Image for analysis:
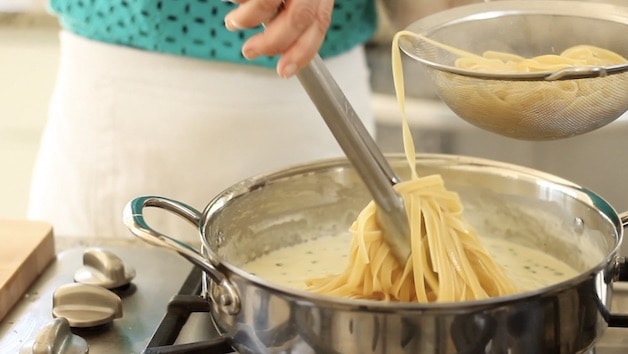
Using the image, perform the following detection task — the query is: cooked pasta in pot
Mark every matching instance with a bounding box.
[305,174,519,302]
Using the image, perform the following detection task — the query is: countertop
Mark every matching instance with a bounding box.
[54,236,146,251]
[53,235,202,253]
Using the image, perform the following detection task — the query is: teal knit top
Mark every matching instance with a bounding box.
[49,0,378,68]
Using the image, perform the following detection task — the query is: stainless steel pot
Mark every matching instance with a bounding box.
[123,154,628,354]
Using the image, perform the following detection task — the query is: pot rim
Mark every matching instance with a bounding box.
[201,153,624,311]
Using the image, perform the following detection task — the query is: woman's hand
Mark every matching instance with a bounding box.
[225,0,335,78]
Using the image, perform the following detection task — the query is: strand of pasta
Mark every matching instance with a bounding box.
[305,30,524,302]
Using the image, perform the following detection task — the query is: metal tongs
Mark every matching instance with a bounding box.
[297,54,411,264]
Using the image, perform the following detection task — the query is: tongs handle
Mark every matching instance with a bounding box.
[296,54,411,263]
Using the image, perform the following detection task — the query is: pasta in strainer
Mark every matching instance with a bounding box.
[394,31,628,140]
[395,30,627,73]
[455,45,626,72]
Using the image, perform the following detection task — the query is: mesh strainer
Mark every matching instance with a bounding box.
[397,0,628,140]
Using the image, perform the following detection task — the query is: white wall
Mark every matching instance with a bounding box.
[0,15,59,218]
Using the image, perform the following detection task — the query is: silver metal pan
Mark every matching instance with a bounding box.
[124,154,628,354]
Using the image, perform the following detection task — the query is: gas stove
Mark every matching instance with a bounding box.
[0,246,219,353]
[1,245,628,353]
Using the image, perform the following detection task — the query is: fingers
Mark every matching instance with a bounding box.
[225,0,335,78]
[237,1,318,58]
[274,9,331,77]
[224,0,285,31]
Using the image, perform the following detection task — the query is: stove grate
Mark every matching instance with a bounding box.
[142,267,234,354]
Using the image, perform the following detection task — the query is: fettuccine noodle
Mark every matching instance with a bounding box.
[305,175,518,302]
[304,33,526,303]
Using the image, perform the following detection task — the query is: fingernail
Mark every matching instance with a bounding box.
[224,18,240,31]
[242,48,258,60]
[280,63,298,78]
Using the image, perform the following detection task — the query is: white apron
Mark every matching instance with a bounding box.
[28,31,374,242]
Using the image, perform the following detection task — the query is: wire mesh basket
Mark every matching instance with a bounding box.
[397,0,628,140]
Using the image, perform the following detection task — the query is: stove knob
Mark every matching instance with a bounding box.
[52,283,123,328]
[74,248,136,289]
[19,317,89,354]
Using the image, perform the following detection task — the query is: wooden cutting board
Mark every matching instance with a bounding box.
[0,219,55,322]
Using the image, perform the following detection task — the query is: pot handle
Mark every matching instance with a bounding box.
[123,196,240,315]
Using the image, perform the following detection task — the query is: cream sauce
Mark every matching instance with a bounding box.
[242,234,579,293]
